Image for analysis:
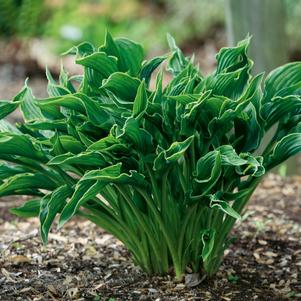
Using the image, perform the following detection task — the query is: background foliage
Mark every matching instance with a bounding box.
[0,0,47,37]
[0,0,300,56]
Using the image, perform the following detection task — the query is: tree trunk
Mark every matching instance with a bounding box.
[225,0,288,73]
[225,0,298,174]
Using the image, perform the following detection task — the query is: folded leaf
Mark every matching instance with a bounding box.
[193,151,222,196]
[0,134,46,161]
[10,199,40,218]
[0,173,56,197]
[0,101,19,120]
[267,133,301,169]
[114,38,144,76]
[167,33,189,76]
[132,81,148,118]
[235,154,265,177]
[48,151,110,167]
[59,180,103,228]
[13,80,44,122]
[140,55,166,86]
[0,163,27,180]
[40,185,73,243]
[264,62,301,102]
[201,229,216,262]
[216,38,250,74]
[0,120,21,133]
[210,195,241,220]
[102,72,141,101]
[261,95,301,130]
[154,136,194,170]
[76,52,118,79]
[118,118,153,155]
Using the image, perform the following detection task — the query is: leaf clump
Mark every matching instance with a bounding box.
[1,32,301,279]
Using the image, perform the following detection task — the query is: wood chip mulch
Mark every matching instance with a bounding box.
[0,174,301,301]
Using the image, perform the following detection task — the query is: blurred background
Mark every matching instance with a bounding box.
[0,0,301,172]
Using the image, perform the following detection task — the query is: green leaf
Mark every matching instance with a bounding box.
[0,120,21,134]
[118,118,153,155]
[10,199,40,218]
[0,133,46,161]
[153,136,194,170]
[216,145,247,166]
[59,163,147,227]
[201,229,216,262]
[81,164,146,185]
[132,81,148,118]
[167,33,189,76]
[40,185,73,243]
[140,55,166,86]
[261,96,301,130]
[51,134,85,155]
[267,133,301,169]
[0,163,27,180]
[37,94,85,113]
[216,37,250,74]
[264,62,301,102]
[235,154,265,177]
[102,72,141,101]
[58,180,102,228]
[48,151,110,167]
[46,67,71,97]
[25,120,67,132]
[63,41,95,56]
[38,93,115,129]
[59,64,76,93]
[193,151,222,196]
[168,94,199,105]
[114,37,144,76]
[13,80,44,122]
[100,31,120,59]
[0,173,56,197]
[58,164,123,225]
[77,93,115,129]
[210,196,241,220]
[235,102,263,152]
[101,32,144,76]
[87,135,119,151]
[209,66,251,99]
[0,101,19,120]
[76,52,118,79]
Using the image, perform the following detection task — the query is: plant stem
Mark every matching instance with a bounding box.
[205,177,262,276]
[116,185,165,273]
[136,188,183,279]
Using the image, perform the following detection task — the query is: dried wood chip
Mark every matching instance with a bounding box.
[7,254,31,264]
[66,287,79,299]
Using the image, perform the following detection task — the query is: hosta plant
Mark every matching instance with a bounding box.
[1,33,301,280]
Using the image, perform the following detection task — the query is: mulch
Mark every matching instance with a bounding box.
[0,174,301,301]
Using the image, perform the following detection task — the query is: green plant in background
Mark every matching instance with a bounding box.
[0,0,46,37]
[44,0,168,53]
[164,0,224,43]
[1,0,301,58]
[1,33,301,279]
[285,0,301,53]
[44,0,301,56]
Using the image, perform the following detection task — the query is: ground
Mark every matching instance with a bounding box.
[0,174,301,301]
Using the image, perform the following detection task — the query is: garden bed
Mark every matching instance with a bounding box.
[0,174,300,301]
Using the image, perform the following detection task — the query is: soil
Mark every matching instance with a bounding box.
[0,174,301,301]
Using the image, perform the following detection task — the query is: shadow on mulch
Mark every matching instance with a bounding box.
[0,174,301,301]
